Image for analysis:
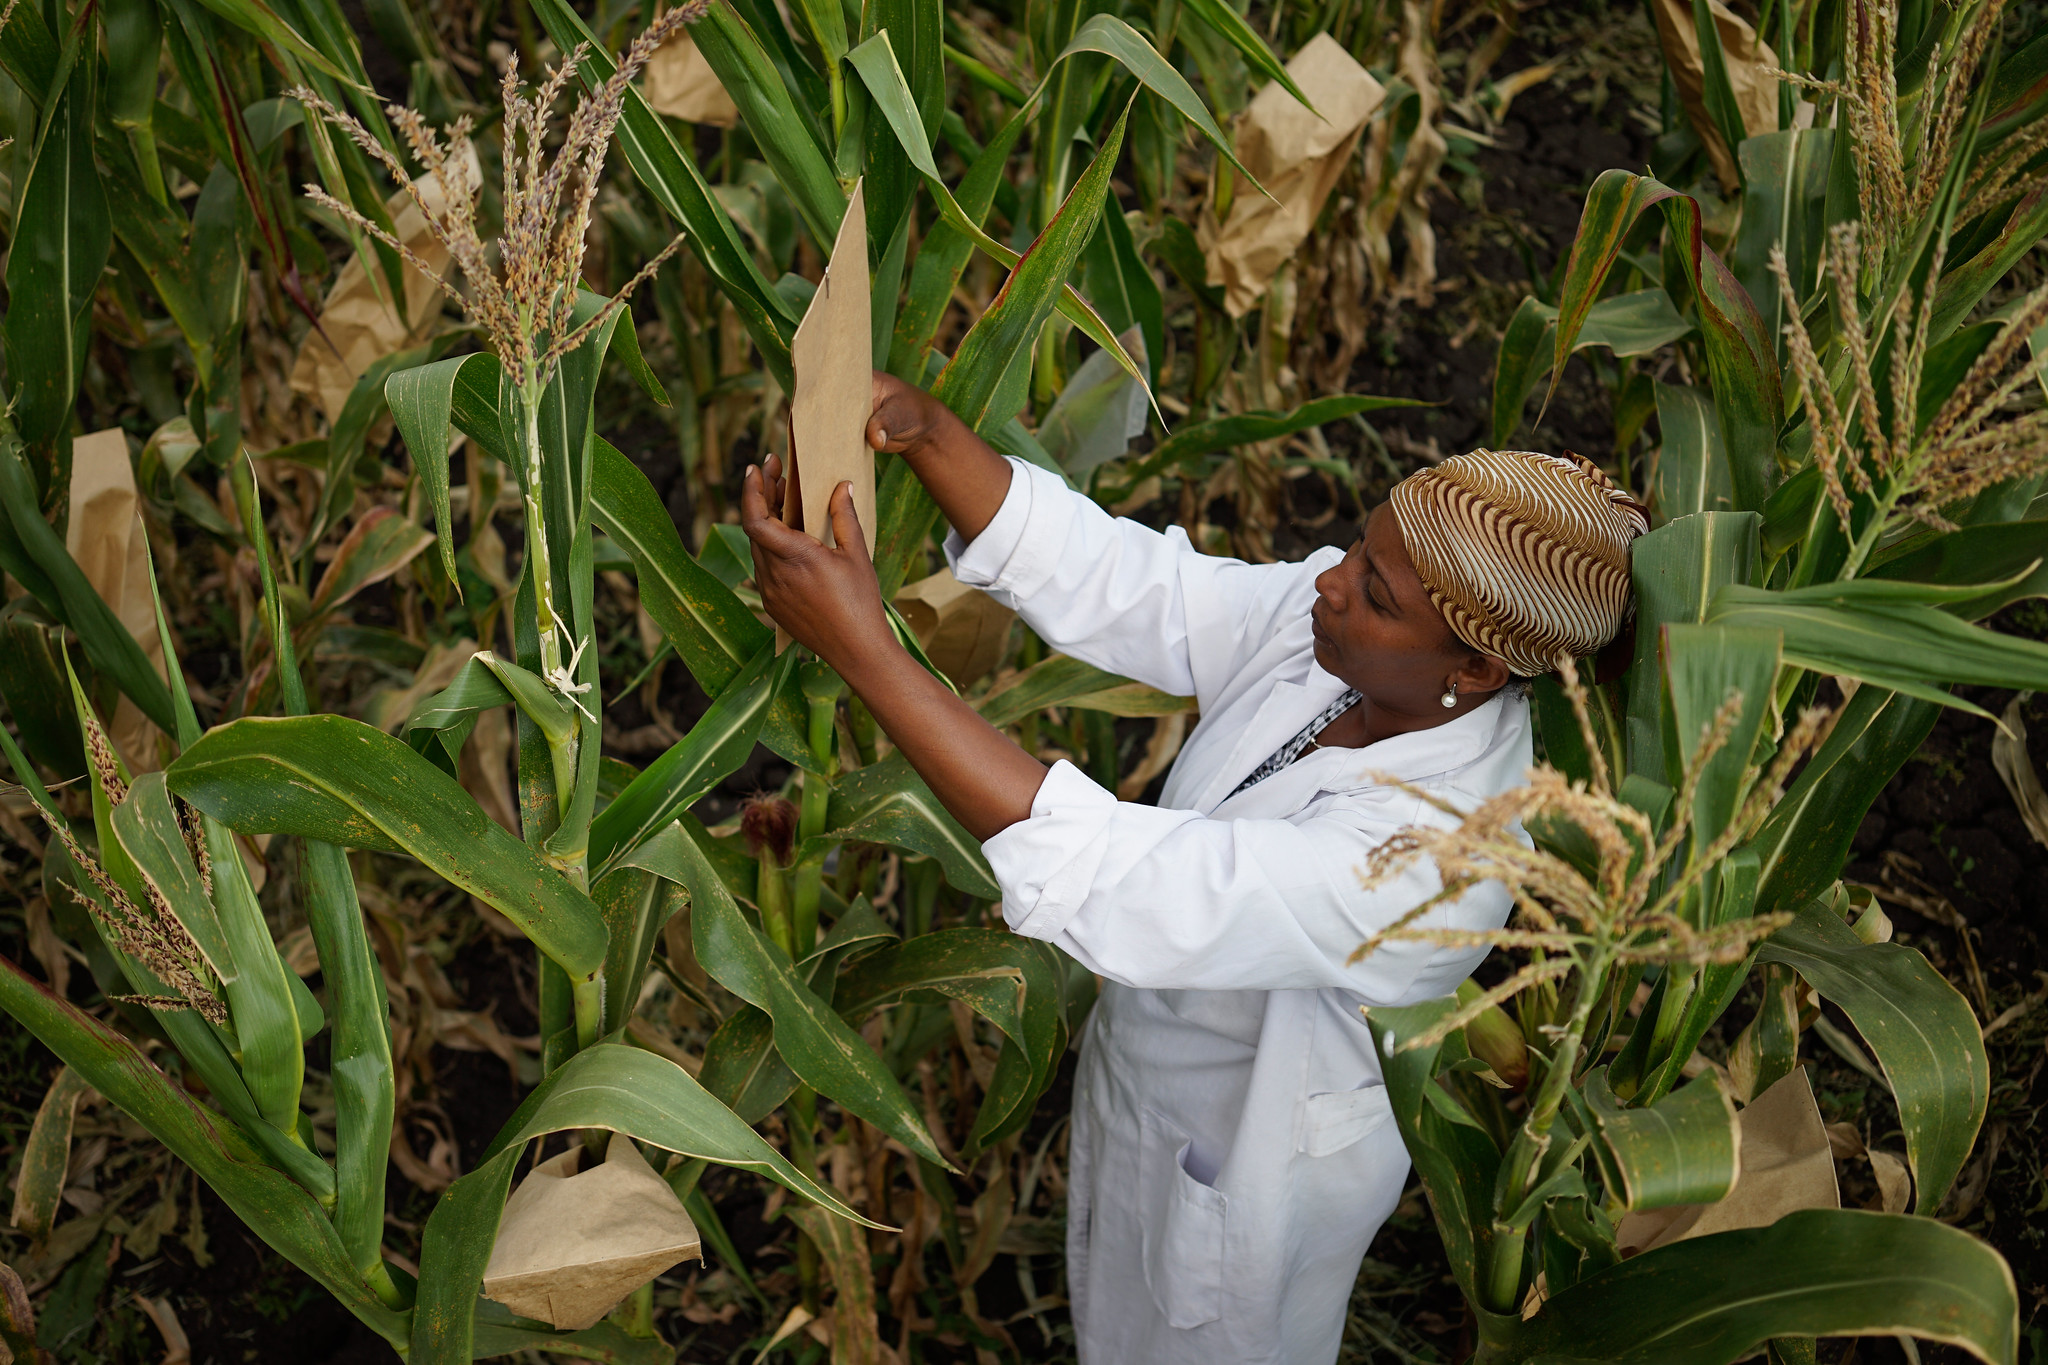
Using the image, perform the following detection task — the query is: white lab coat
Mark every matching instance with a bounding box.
[947,461,1531,1365]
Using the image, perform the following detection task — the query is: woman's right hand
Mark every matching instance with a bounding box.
[866,370,960,460]
[863,369,1014,542]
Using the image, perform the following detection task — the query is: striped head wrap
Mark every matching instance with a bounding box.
[1388,449,1648,677]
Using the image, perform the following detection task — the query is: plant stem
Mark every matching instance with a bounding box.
[793,663,842,956]
[1481,955,1605,1313]
[514,387,564,682]
[572,974,602,1050]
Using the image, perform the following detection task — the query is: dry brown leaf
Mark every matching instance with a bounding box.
[1199,34,1385,318]
[68,428,165,773]
[483,1134,701,1331]
[893,569,1016,689]
[134,1295,191,1365]
[1868,1148,1912,1214]
[1992,694,2048,851]
[1645,0,1779,192]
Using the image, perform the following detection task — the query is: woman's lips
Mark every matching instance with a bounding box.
[1311,604,1330,643]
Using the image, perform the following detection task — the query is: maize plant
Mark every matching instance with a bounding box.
[0,0,1392,1358]
[1368,0,2048,1358]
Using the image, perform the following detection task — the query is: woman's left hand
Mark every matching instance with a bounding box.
[740,454,897,672]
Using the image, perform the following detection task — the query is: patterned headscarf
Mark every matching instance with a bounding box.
[1388,449,1648,677]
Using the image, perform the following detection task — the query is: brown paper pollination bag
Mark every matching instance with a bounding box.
[1199,33,1384,318]
[778,178,875,650]
[1646,0,1780,194]
[893,569,1016,688]
[481,1132,702,1331]
[68,429,164,773]
[1613,1066,1839,1257]
[289,149,474,426]
[642,26,738,127]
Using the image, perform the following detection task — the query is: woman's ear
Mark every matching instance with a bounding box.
[1456,653,1514,697]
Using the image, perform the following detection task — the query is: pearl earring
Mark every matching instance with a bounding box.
[1440,680,1459,709]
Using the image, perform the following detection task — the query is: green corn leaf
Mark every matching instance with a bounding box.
[166,715,609,979]
[1728,129,1833,365]
[608,308,671,407]
[307,506,436,621]
[1491,291,1695,446]
[525,0,799,388]
[0,953,404,1347]
[107,774,236,984]
[690,1,845,251]
[848,34,1149,400]
[387,353,499,593]
[589,641,781,877]
[0,447,175,733]
[1543,170,1782,511]
[187,0,350,83]
[1175,0,1312,109]
[1933,185,2048,345]
[801,753,997,899]
[620,823,952,1169]
[1707,579,2048,721]
[1690,0,1750,179]
[977,652,1192,730]
[1651,382,1735,519]
[0,0,56,97]
[199,804,308,1137]
[890,107,1027,376]
[1623,511,1761,787]
[0,604,83,778]
[1572,1068,1739,1212]
[1503,1210,2014,1364]
[1124,393,1423,484]
[470,1302,677,1364]
[699,1006,800,1121]
[3,21,108,452]
[1757,898,1988,1214]
[594,867,687,1037]
[1059,15,1269,196]
[590,437,772,697]
[1747,685,1939,917]
[1660,624,1781,846]
[411,1042,873,1365]
[1869,521,2048,620]
[11,1066,91,1238]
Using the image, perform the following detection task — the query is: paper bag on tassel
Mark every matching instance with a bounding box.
[778,177,874,651]
[893,569,1015,689]
[1614,1066,1839,1257]
[1198,34,1384,318]
[643,27,738,127]
[481,1132,702,1330]
[68,429,165,773]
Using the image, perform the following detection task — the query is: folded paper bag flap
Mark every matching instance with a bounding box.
[482,1132,703,1331]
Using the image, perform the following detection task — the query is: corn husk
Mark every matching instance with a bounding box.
[642,27,737,127]
[481,1132,702,1331]
[289,153,473,426]
[1613,1066,1838,1256]
[1199,34,1385,318]
[67,428,164,773]
[893,569,1015,689]
[1646,0,1779,193]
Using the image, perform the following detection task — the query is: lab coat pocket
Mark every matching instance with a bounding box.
[1298,1083,1394,1158]
[1138,1108,1228,1330]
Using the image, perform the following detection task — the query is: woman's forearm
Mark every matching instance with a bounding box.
[870,379,1014,543]
[835,636,1047,841]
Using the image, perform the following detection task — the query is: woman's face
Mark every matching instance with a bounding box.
[1312,504,1512,721]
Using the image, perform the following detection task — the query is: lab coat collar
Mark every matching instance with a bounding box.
[1207,684,1520,818]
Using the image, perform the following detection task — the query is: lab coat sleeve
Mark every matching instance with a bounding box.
[984,760,1510,1001]
[946,459,1318,703]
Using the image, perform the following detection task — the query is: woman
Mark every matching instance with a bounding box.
[740,372,1646,1365]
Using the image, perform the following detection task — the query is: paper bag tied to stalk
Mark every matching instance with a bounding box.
[289,152,475,426]
[642,26,738,127]
[482,1132,702,1331]
[1613,1066,1839,1257]
[68,429,165,773]
[1199,33,1384,318]
[1647,0,1779,193]
[779,179,875,650]
[893,569,1016,688]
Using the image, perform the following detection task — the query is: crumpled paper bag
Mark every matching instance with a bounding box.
[289,149,475,426]
[482,1132,702,1331]
[1614,1066,1838,1256]
[643,25,737,127]
[68,428,163,773]
[893,568,1015,688]
[1647,0,1779,193]
[1199,33,1384,318]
